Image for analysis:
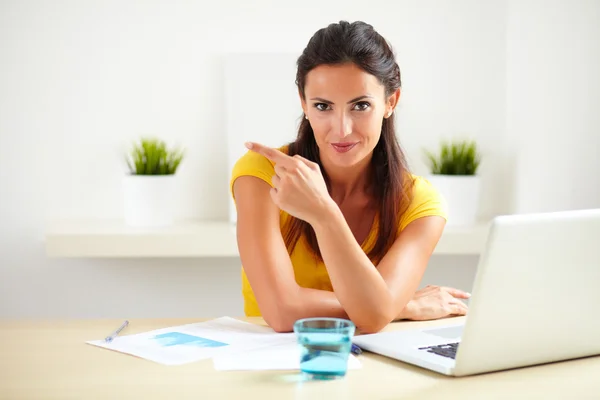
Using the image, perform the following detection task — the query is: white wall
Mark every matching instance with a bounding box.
[1,0,597,318]
[507,0,600,213]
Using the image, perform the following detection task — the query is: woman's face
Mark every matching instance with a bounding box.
[301,62,399,169]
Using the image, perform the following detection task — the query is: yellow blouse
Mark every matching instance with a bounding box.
[230,147,448,316]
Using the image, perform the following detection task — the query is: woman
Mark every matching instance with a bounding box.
[230,20,470,333]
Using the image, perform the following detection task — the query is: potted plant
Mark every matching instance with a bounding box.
[123,137,185,227]
[423,139,482,226]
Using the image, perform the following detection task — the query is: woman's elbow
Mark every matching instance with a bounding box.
[353,306,395,334]
[261,303,297,333]
[355,318,391,334]
[268,320,294,333]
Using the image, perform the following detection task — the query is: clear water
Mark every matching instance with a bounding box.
[297,332,351,378]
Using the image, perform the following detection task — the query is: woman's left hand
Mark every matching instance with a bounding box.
[398,285,470,321]
[245,142,334,225]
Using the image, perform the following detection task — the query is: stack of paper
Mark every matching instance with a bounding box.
[87,317,362,371]
[87,317,294,366]
[213,341,362,371]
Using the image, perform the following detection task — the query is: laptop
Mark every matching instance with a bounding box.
[352,208,600,376]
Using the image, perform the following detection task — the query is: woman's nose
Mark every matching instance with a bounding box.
[332,112,352,139]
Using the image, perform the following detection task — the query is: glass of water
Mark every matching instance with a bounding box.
[293,318,356,379]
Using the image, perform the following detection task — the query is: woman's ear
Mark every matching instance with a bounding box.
[298,88,308,117]
[386,88,401,117]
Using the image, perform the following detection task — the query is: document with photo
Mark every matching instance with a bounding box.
[87,317,295,365]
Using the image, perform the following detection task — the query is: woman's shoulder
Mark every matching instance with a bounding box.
[409,174,441,196]
[399,174,448,231]
[229,144,289,199]
[231,144,289,175]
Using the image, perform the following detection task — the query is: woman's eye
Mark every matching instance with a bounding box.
[314,103,330,111]
[353,101,370,111]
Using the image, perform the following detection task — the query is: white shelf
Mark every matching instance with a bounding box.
[44,219,490,258]
[45,220,239,258]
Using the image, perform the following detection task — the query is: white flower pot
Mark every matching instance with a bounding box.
[123,175,176,227]
[426,174,481,226]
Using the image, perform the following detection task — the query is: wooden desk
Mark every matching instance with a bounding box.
[1,317,599,399]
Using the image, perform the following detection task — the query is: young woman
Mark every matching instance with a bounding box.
[230,21,470,333]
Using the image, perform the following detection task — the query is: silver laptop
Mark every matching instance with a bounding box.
[352,208,600,376]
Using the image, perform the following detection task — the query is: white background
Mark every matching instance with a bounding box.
[1,0,598,318]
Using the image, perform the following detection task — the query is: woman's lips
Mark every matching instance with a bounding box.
[331,142,358,153]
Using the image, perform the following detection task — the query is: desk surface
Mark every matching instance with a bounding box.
[1,317,599,400]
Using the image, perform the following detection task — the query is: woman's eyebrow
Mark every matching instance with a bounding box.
[310,95,374,104]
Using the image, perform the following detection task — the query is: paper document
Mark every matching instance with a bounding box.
[87,317,295,366]
[213,342,362,371]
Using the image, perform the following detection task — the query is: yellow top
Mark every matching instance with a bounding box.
[230,147,448,316]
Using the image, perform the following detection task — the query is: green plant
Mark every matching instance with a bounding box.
[424,139,481,175]
[126,137,185,175]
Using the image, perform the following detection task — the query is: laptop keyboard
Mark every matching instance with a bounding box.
[418,342,459,359]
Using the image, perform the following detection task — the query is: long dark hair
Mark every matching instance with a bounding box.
[284,20,414,264]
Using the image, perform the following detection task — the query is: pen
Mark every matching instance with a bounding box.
[105,320,129,343]
[351,343,362,355]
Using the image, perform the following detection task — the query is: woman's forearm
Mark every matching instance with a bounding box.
[293,287,349,319]
[269,286,347,332]
[276,285,413,332]
[311,203,396,333]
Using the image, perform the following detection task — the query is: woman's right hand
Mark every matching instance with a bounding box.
[399,285,470,321]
